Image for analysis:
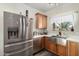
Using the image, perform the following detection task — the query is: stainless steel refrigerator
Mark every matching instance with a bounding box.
[4,11,33,56]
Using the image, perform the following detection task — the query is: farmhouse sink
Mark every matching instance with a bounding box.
[50,35,67,46]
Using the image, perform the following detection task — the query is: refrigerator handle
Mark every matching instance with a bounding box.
[23,16,26,40]
[19,15,23,39]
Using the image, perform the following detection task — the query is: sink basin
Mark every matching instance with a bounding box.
[56,38,67,46]
[49,37,57,43]
[52,36,67,39]
[50,36,67,46]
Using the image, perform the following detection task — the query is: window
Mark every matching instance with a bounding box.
[51,14,74,31]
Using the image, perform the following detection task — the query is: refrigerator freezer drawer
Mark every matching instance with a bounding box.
[5,41,33,53]
[6,47,33,56]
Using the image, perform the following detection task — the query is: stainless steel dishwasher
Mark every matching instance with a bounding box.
[33,37,42,54]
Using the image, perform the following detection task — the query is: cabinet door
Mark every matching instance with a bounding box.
[57,44,66,56]
[36,13,47,29]
[41,37,45,49]
[45,37,49,49]
[67,41,78,56]
[42,16,47,29]
[45,37,56,54]
[36,14,43,28]
[78,43,79,56]
[47,40,57,54]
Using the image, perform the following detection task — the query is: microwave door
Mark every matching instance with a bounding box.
[22,16,26,40]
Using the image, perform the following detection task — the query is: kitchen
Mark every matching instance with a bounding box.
[0,3,79,56]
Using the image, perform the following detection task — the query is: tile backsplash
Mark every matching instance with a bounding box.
[33,29,48,36]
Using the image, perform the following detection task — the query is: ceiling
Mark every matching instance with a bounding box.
[25,3,63,12]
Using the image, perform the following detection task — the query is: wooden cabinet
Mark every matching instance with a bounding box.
[41,37,45,49]
[45,37,57,54]
[42,16,47,28]
[67,40,78,56]
[44,37,67,56]
[47,41,57,54]
[36,13,47,29]
[33,36,79,56]
[45,37,49,49]
[57,44,66,56]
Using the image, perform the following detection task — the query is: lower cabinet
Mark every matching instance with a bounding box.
[45,37,48,49]
[67,40,78,56]
[45,37,57,54]
[57,44,66,56]
[47,40,57,54]
[33,36,79,56]
[41,37,45,49]
[45,37,66,56]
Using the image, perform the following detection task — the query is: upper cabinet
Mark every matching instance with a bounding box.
[35,13,47,29]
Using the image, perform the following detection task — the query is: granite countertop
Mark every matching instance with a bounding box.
[33,35,52,38]
[67,36,79,42]
[33,35,79,42]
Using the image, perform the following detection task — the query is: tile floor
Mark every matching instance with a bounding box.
[34,50,58,56]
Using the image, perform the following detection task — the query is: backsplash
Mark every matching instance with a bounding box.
[33,29,48,36]
[48,30,79,37]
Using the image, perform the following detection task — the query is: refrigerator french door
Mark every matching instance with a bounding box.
[4,11,33,56]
